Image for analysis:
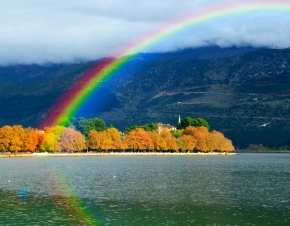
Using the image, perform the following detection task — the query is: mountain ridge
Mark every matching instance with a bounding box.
[1,46,289,149]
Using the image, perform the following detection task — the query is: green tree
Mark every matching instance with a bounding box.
[125,123,158,133]
[141,123,158,132]
[177,117,210,130]
[72,117,106,137]
[125,125,139,134]
[55,117,71,127]
[192,118,210,130]
[170,129,182,138]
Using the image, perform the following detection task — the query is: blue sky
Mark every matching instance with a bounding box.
[0,0,290,65]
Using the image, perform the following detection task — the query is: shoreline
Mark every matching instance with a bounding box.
[237,151,290,153]
[0,152,236,158]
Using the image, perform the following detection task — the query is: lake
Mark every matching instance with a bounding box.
[0,153,290,225]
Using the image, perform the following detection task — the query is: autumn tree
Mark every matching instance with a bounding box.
[208,130,234,152]
[194,126,210,152]
[181,126,210,152]
[0,125,25,153]
[179,126,234,152]
[125,128,154,151]
[88,130,112,151]
[177,135,196,152]
[106,127,125,150]
[183,126,197,136]
[160,128,178,151]
[149,131,167,151]
[39,126,65,152]
[55,127,87,152]
[176,137,187,152]
[22,128,43,152]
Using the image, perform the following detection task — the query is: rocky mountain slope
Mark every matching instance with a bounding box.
[1,46,290,149]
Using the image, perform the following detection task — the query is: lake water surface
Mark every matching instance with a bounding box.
[0,153,290,225]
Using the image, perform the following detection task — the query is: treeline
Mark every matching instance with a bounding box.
[0,117,234,153]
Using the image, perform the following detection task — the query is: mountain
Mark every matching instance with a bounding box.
[1,46,290,149]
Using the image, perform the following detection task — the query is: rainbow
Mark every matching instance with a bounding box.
[41,0,290,127]
[46,169,100,225]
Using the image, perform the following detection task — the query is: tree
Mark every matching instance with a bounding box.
[176,137,187,152]
[222,138,235,152]
[170,129,181,138]
[179,126,211,152]
[91,118,107,131]
[55,117,71,127]
[125,125,139,134]
[178,117,194,129]
[125,123,158,134]
[208,130,234,152]
[149,131,167,151]
[39,126,65,152]
[23,128,43,152]
[192,118,210,130]
[72,117,106,137]
[0,125,25,153]
[141,123,158,132]
[183,126,198,136]
[124,128,154,151]
[177,135,196,152]
[182,126,210,152]
[177,117,210,130]
[106,127,125,150]
[160,128,178,151]
[194,126,210,152]
[55,127,87,152]
[88,130,112,151]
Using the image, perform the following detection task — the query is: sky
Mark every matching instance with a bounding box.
[1,0,290,65]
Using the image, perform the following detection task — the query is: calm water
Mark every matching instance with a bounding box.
[0,154,290,226]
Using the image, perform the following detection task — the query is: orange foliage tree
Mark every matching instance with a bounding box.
[160,128,178,151]
[23,127,43,152]
[106,127,126,150]
[208,130,234,152]
[194,126,210,152]
[180,126,210,152]
[177,135,196,152]
[0,125,25,153]
[149,131,167,151]
[0,117,234,154]
[125,128,154,151]
[178,126,234,152]
[88,130,112,151]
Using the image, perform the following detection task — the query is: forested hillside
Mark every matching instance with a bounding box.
[1,46,290,149]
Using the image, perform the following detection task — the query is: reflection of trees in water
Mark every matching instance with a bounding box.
[0,189,98,226]
[1,187,290,225]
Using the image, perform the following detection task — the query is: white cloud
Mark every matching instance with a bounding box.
[0,0,289,65]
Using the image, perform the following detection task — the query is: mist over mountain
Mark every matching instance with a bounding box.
[1,46,290,149]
